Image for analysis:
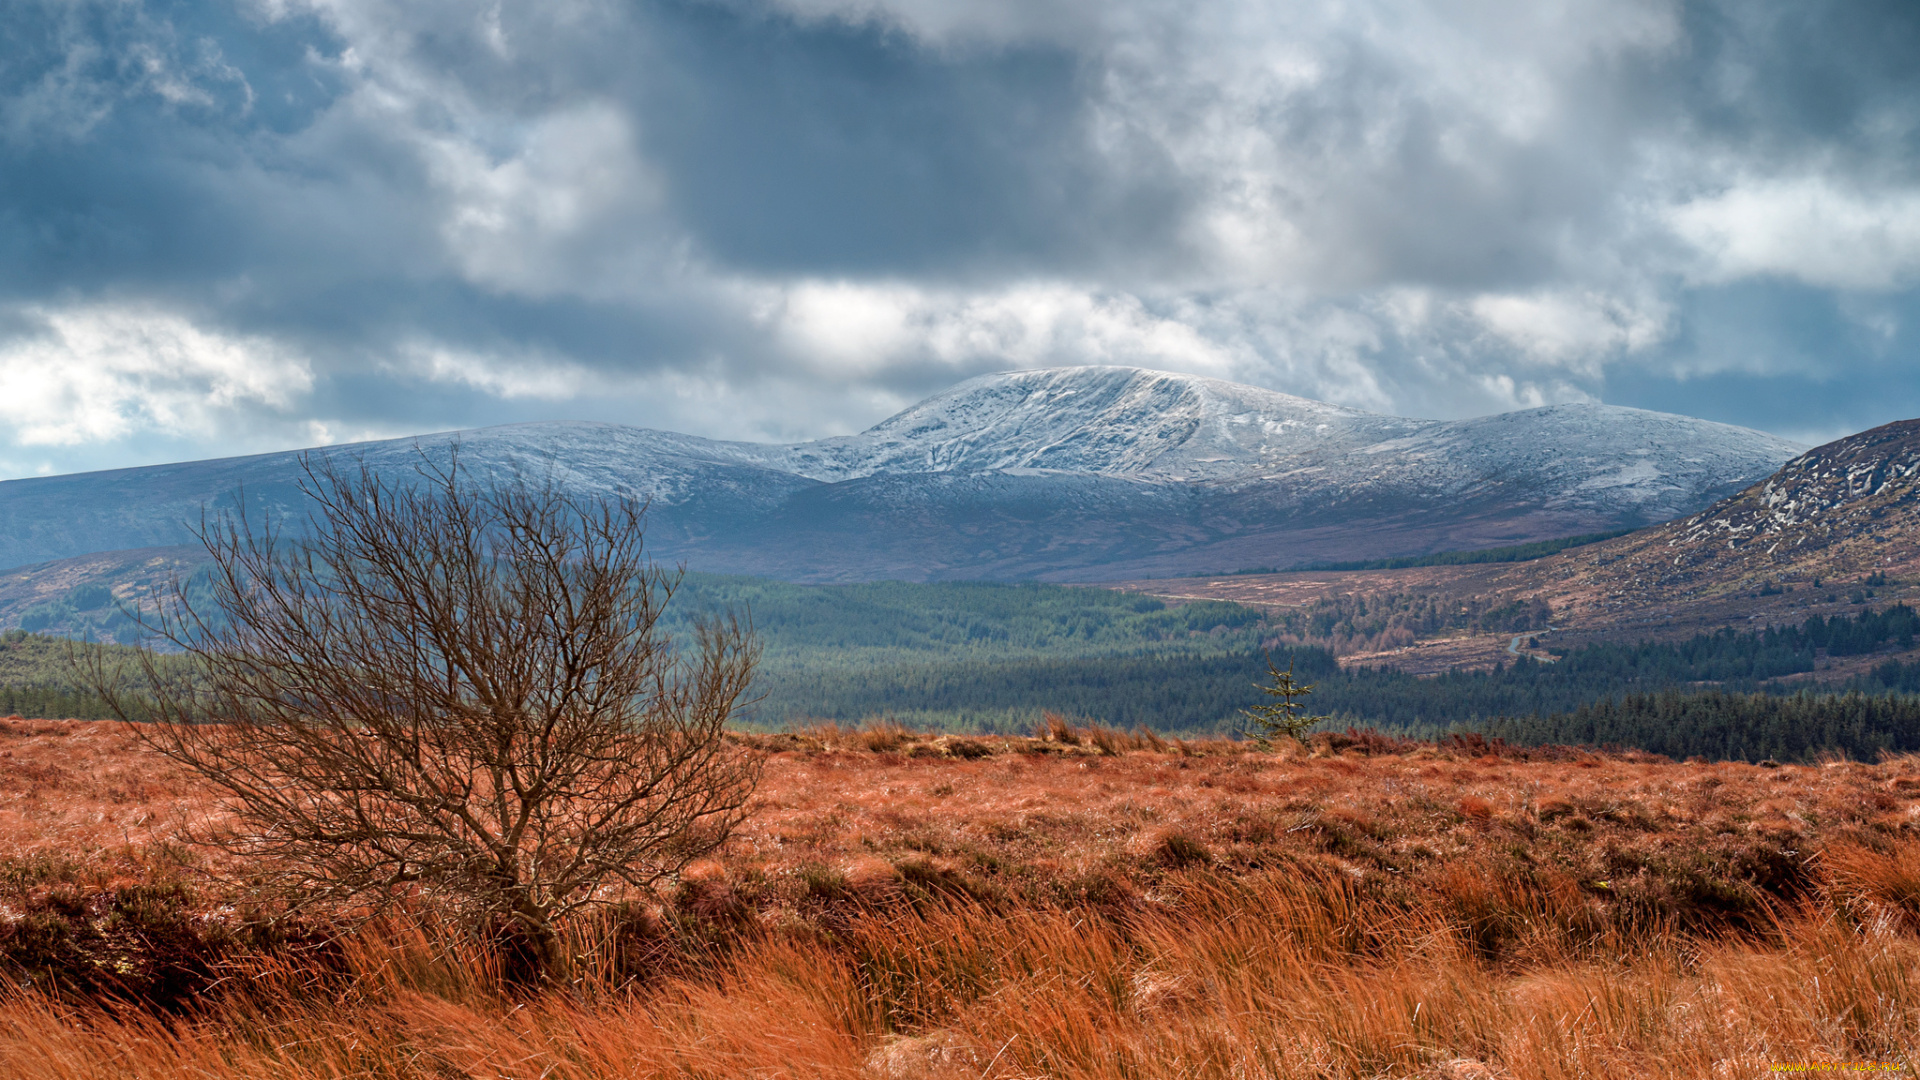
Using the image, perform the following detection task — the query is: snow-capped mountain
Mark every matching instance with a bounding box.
[0,367,1805,581]
[764,367,1420,482]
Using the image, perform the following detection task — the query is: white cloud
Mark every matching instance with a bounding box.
[1668,176,1920,290]
[767,281,920,372]
[218,0,1858,431]
[1,3,255,143]
[279,0,1696,301]
[754,0,1103,48]
[748,278,1642,424]
[394,340,595,400]
[262,2,696,309]
[749,0,1684,293]
[424,102,671,298]
[760,279,1243,380]
[1468,289,1672,370]
[0,304,312,447]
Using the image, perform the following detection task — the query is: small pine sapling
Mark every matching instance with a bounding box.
[1242,656,1328,747]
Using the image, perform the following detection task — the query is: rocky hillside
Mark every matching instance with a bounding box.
[1551,418,1920,614]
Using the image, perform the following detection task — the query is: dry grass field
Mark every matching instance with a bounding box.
[4,715,1920,1078]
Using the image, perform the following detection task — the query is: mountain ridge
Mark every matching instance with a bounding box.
[0,366,1804,581]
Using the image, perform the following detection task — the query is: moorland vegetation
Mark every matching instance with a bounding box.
[2,716,1920,1077]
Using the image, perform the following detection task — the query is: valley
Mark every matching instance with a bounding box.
[1118,559,1920,675]
[0,386,1915,1080]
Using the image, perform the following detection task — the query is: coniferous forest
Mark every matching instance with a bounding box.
[4,582,1919,761]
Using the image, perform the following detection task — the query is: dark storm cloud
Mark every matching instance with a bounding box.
[629,5,1178,276]
[0,0,354,285]
[0,0,1917,478]
[1662,3,1920,168]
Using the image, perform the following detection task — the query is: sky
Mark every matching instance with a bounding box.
[2,0,1918,479]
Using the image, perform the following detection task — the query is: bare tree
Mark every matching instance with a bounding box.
[90,451,760,979]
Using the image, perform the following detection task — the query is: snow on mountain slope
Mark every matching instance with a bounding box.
[769,369,1803,519]
[0,366,1808,580]
[326,422,814,510]
[1331,403,1810,521]
[0,422,821,572]
[772,367,1420,482]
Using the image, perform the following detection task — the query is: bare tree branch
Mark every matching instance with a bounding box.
[84,447,761,980]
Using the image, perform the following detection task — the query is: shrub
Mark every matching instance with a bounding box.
[88,450,761,981]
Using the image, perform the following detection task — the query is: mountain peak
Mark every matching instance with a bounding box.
[777,365,1418,482]
[925,365,1376,419]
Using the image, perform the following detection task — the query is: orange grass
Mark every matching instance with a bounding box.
[4,716,1920,1078]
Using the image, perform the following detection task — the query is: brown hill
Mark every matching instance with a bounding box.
[1110,419,1920,673]
[1556,417,1920,608]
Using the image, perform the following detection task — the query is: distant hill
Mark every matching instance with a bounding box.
[0,366,1803,582]
[1549,417,1920,609]
[1112,418,1920,673]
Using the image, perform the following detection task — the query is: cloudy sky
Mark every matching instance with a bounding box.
[2,0,1917,478]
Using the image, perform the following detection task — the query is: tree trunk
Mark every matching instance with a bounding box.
[508,898,570,986]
